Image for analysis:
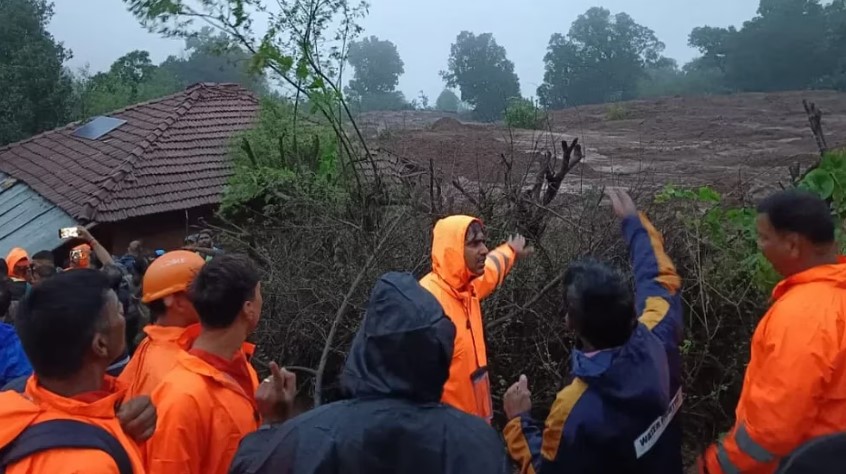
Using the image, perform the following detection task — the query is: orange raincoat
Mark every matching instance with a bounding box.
[0,376,146,473]
[118,324,200,398]
[701,257,846,473]
[419,215,516,420]
[145,342,260,474]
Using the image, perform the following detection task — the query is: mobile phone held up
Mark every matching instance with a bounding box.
[59,227,79,239]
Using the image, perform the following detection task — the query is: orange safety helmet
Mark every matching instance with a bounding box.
[142,250,206,303]
[6,247,29,277]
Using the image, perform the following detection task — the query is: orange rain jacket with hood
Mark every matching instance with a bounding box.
[144,331,260,474]
[420,215,516,420]
[118,324,200,398]
[0,376,146,474]
[701,257,846,474]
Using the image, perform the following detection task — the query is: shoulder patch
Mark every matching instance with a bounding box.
[541,378,589,461]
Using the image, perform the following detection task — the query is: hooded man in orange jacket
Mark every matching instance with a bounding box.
[0,269,155,473]
[698,190,846,474]
[420,216,532,421]
[119,250,205,398]
[145,254,296,474]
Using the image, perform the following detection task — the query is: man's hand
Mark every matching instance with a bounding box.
[503,374,532,420]
[76,226,94,244]
[117,395,157,442]
[256,361,297,426]
[507,234,535,260]
[606,188,638,219]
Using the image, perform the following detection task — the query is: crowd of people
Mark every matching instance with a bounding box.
[0,188,844,474]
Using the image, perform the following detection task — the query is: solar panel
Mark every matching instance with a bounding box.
[72,116,127,140]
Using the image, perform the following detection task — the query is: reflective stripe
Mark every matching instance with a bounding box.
[716,443,740,474]
[501,252,511,273]
[634,388,683,458]
[736,423,775,463]
[487,252,503,285]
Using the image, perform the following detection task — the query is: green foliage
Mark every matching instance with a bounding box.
[349,91,411,113]
[0,0,74,146]
[798,150,846,215]
[71,52,183,119]
[441,31,521,121]
[685,0,846,93]
[222,98,341,217]
[504,97,547,130]
[435,89,460,113]
[538,7,668,108]
[656,185,779,290]
[160,27,269,94]
[346,36,405,98]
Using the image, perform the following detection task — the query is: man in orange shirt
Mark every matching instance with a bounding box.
[698,190,846,473]
[119,250,205,397]
[145,254,296,474]
[0,269,153,473]
[420,216,532,421]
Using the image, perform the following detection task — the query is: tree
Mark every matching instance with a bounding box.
[537,7,667,108]
[70,55,182,120]
[0,0,74,146]
[160,27,268,94]
[441,31,521,121]
[685,0,843,92]
[435,89,460,112]
[346,36,404,96]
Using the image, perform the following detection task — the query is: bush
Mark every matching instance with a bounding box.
[504,97,548,130]
[606,103,632,121]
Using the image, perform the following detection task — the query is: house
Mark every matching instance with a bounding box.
[0,83,260,259]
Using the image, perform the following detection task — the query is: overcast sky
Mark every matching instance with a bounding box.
[50,0,758,100]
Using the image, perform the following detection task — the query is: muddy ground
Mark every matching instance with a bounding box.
[360,91,846,201]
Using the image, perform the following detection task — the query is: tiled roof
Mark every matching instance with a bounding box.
[0,83,260,223]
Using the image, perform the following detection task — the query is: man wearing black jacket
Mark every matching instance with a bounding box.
[229,272,508,474]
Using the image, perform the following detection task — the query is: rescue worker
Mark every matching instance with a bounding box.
[697,190,846,474]
[230,272,510,474]
[420,216,532,421]
[0,269,156,473]
[503,188,684,473]
[68,243,93,270]
[119,250,205,397]
[6,248,29,302]
[145,254,295,474]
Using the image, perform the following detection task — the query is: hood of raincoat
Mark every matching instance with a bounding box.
[772,256,846,301]
[430,215,480,290]
[6,248,28,277]
[341,272,456,403]
[571,323,670,414]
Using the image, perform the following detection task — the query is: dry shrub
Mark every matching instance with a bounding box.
[215,138,770,466]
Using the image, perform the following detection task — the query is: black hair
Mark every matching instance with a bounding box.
[147,299,166,323]
[16,269,112,379]
[0,258,7,277]
[189,254,259,329]
[757,190,834,244]
[0,278,11,318]
[563,259,636,350]
[31,250,54,265]
[31,264,57,281]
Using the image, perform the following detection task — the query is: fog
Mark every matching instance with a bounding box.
[50,0,758,99]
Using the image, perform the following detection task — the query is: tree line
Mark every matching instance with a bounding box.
[346,0,846,120]
[0,0,267,146]
[3,0,845,147]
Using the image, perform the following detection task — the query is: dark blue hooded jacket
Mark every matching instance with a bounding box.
[229,272,509,474]
[504,213,684,474]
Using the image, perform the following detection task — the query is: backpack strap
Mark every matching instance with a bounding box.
[0,419,133,474]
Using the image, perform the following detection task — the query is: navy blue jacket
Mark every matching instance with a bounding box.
[229,272,509,474]
[505,213,684,474]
